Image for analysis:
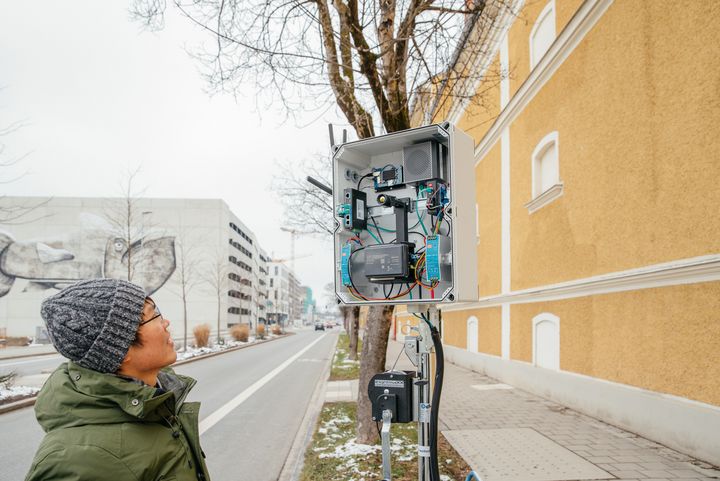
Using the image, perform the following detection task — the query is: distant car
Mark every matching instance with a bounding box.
[314,322,325,331]
[325,322,334,329]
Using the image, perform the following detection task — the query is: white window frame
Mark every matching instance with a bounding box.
[525,131,563,213]
[532,312,560,370]
[529,0,557,70]
[466,316,479,352]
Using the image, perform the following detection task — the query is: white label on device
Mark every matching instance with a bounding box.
[356,199,365,220]
[418,445,430,457]
[419,403,431,423]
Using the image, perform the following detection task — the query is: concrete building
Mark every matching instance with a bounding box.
[0,196,269,341]
[397,0,720,466]
[301,286,316,324]
[267,261,305,327]
[267,261,290,325]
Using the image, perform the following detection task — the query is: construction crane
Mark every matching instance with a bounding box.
[270,254,311,264]
[279,227,305,274]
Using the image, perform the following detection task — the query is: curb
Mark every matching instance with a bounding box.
[277,334,340,481]
[0,396,37,415]
[0,350,59,361]
[0,332,296,415]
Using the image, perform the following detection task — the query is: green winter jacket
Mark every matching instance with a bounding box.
[25,362,211,481]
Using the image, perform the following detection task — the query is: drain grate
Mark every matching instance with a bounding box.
[443,428,613,481]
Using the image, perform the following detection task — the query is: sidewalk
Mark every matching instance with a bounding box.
[0,344,57,361]
[325,340,720,481]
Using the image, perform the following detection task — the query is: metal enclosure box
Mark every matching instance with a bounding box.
[332,123,477,305]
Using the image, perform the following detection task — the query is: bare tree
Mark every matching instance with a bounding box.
[104,167,151,282]
[203,247,229,345]
[272,155,335,236]
[173,225,203,351]
[131,0,514,444]
[0,111,50,225]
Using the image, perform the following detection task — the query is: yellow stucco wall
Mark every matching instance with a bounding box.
[456,56,502,145]
[509,0,720,290]
[476,143,502,297]
[508,0,584,98]
[509,282,720,406]
[440,307,502,356]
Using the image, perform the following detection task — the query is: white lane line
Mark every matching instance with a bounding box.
[199,333,328,436]
[0,355,63,367]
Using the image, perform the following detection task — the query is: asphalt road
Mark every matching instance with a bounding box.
[0,354,64,386]
[0,329,337,481]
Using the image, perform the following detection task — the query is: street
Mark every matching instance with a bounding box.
[0,329,337,481]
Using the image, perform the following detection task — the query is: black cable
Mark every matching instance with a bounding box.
[370,216,385,243]
[442,216,451,236]
[428,316,444,481]
[357,173,373,190]
[347,246,367,299]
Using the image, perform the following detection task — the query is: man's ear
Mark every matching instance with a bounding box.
[117,346,136,372]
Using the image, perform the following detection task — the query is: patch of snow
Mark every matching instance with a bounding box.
[175,338,260,361]
[0,384,40,403]
[319,439,381,459]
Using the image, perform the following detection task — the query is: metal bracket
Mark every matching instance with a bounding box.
[381,409,393,481]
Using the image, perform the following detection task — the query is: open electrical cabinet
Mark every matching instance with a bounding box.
[332,123,477,306]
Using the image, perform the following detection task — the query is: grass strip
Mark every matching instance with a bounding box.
[330,332,361,381]
[300,402,473,481]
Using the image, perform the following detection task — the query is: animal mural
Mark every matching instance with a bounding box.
[0,215,176,298]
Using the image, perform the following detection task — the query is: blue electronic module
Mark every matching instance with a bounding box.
[341,244,353,286]
[425,235,441,282]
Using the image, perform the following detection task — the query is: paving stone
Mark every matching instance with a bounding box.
[610,470,646,478]
[381,340,720,481]
[640,470,674,478]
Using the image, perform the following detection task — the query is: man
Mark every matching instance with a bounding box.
[25,278,211,481]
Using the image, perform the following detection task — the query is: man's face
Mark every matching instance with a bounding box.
[126,299,177,373]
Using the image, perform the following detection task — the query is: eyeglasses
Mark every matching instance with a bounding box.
[139,305,163,327]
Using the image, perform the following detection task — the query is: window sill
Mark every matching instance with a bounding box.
[525,183,564,214]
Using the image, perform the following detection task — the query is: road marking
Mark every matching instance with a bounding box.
[0,355,63,367]
[199,333,328,435]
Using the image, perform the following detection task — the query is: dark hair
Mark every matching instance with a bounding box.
[131,297,155,347]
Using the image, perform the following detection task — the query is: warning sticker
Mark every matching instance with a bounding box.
[418,445,431,457]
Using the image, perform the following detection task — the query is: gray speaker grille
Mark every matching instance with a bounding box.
[407,149,431,176]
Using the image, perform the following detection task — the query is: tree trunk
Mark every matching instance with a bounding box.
[348,306,360,361]
[183,298,188,351]
[356,304,395,444]
[217,293,221,344]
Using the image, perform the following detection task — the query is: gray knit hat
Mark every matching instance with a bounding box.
[40,278,147,373]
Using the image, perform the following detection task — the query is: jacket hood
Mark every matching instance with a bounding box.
[35,362,196,433]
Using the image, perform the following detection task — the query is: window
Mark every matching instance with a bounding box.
[529,1,556,69]
[466,316,479,352]
[526,131,563,213]
[532,313,560,370]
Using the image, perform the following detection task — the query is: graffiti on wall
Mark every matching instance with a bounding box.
[0,214,176,298]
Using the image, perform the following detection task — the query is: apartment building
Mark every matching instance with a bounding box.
[0,196,269,339]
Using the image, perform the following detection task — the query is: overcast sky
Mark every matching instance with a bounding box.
[0,1,345,307]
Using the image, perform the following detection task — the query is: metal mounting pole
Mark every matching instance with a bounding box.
[381,409,393,481]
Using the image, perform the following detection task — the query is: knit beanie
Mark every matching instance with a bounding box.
[40,278,147,373]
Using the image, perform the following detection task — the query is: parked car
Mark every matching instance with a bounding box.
[314,322,325,331]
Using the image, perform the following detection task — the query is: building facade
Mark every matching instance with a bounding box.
[267,261,304,326]
[0,196,269,340]
[399,0,720,465]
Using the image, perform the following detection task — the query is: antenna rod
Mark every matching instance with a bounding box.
[306,176,332,195]
[328,123,335,148]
